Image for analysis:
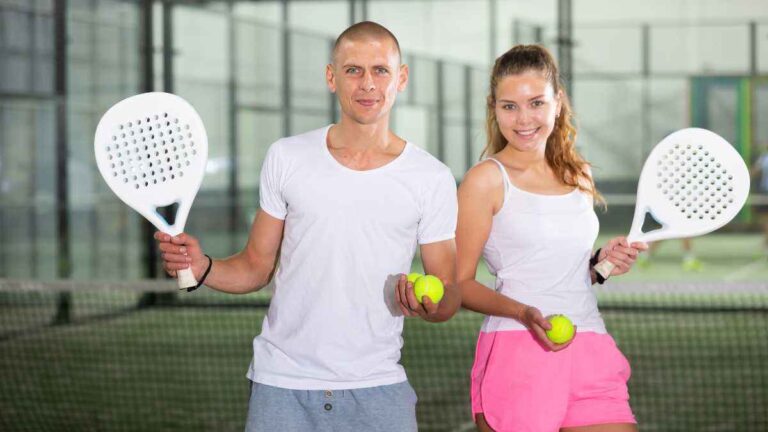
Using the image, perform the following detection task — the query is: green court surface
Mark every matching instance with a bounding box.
[1,296,766,431]
[0,232,766,431]
[442,233,767,285]
[593,233,768,283]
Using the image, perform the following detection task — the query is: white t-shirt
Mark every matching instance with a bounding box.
[480,158,606,334]
[247,125,457,390]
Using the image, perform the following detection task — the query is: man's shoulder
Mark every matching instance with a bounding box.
[285,126,329,144]
[405,143,452,175]
[272,126,328,149]
[401,144,457,194]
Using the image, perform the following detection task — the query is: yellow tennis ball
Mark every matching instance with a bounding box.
[546,315,575,344]
[413,275,444,304]
[407,272,424,284]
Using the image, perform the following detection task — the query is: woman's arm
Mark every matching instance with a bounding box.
[456,162,566,349]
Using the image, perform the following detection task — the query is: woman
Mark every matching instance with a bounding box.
[457,45,648,432]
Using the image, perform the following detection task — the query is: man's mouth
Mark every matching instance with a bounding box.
[356,98,379,107]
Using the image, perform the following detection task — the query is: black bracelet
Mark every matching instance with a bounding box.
[187,254,212,292]
[590,248,606,285]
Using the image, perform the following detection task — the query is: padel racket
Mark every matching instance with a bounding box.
[594,128,750,278]
[94,92,208,289]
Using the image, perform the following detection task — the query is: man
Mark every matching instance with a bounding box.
[156,21,460,431]
[753,142,768,257]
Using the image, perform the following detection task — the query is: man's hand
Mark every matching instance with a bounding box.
[154,231,208,280]
[395,274,442,320]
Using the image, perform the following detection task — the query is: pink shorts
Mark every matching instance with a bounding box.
[471,330,636,432]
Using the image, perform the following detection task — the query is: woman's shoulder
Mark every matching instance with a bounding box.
[461,159,505,191]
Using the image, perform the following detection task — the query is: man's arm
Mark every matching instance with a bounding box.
[420,239,460,322]
[157,209,284,294]
[205,210,284,293]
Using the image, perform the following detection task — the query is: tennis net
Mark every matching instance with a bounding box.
[0,279,766,431]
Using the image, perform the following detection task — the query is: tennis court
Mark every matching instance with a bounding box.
[3,1,768,431]
[2,233,767,431]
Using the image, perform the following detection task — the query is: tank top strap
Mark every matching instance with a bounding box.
[487,158,511,204]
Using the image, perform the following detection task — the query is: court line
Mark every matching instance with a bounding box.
[723,257,767,282]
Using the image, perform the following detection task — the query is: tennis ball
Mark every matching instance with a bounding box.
[407,272,424,284]
[413,275,444,304]
[546,315,575,344]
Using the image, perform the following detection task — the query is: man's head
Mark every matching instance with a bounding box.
[332,21,401,65]
[327,21,408,126]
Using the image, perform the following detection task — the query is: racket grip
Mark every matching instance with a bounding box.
[593,258,615,280]
[177,267,197,290]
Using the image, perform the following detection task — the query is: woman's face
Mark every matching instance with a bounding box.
[494,70,561,154]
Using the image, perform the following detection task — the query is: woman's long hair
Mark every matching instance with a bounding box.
[482,44,603,204]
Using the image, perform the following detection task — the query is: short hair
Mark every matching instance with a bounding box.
[332,21,401,64]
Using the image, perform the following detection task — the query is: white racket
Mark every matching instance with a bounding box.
[594,128,750,279]
[94,92,208,289]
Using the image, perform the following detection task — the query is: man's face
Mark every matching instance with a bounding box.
[326,37,408,126]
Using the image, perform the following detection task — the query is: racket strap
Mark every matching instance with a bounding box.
[187,254,213,292]
[589,248,607,284]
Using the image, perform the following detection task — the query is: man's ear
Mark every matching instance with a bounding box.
[397,64,409,92]
[326,64,337,93]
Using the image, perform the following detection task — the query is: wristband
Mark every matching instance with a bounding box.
[589,248,606,285]
[187,254,212,292]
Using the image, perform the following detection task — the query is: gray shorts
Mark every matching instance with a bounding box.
[245,380,418,432]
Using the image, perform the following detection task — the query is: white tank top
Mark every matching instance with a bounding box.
[480,158,606,334]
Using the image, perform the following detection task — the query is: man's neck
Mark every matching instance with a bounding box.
[326,118,406,170]
[328,118,396,153]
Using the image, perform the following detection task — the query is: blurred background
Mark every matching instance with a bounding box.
[1,0,767,431]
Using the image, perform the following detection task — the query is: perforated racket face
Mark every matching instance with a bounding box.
[104,113,199,190]
[629,128,750,243]
[655,136,740,221]
[94,92,208,236]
